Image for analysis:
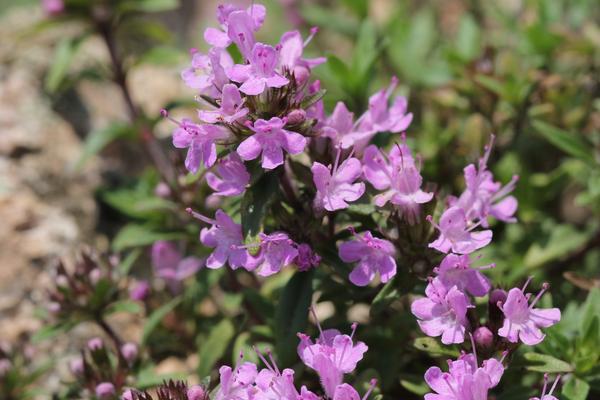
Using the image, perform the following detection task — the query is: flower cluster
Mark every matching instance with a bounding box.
[122,310,376,400]
[411,137,561,398]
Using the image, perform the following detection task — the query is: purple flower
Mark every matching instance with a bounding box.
[362,140,433,224]
[531,375,561,400]
[129,280,150,301]
[181,48,233,95]
[449,136,519,227]
[341,78,413,151]
[434,254,492,297]
[279,28,326,83]
[321,102,355,148]
[87,337,103,351]
[187,386,206,400]
[312,149,365,212]
[227,43,290,95]
[294,243,321,271]
[246,232,299,277]
[214,361,258,400]
[188,209,250,270]
[170,116,230,173]
[297,322,368,398]
[206,153,250,197]
[42,0,64,15]
[497,281,561,345]
[96,382,116,399]
[198,83,248,124]
[338,230,397,286]
[428,206,493,254]
[424,353,504,400]
[69,357,84,376]
[237,117,307,169]
[204,4,266,58]
[120,343,138,365]
[332,381,377,400]
[411,279,471,344]
[151,241,204,294]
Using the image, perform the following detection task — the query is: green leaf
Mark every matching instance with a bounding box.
[106,300,142,315]
[523,353,573,373]
[137,45,187,66]
[413,337,459,357]
[562,377,590,400]
[75,122,136,169]
[31,322,74,343]
[197,319,235,378]
[524,224,595,269]
[241,171,279,237]
[351,21,378,82]
[142,297,181,344]
[399,377,429,396]
[532,120,596,165]
[274,271,314,366]
[455,14,481,61]
[112,224,185,252]
[370,279,399,316]
[45,35,87,93]
[118,249,142,275]
[135,365,185,389]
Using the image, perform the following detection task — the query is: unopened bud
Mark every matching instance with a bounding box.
[120,342,138,364]
[96,382,116,399]
[489,289,507,305]
[473,326,494,350]
[205,194,222,210]
[47,302,61,315]
[286,109,306,125]
[187,385,206,400]
[87,337,103,351]
[154,182,171,198]
[56,274,69,289]
[293,66,310,86]
[69,357,84,376]
[121,389,136,400]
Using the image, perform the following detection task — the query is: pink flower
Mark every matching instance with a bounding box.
[312,149,365,212]
[151,241,204,293]
[428,206,493,254]
[188,209,250,270]
[338,230,397,286]
[204,4,266,58]
[434,254,492,297]
[498,281,561,346]
[297,321,368,398]
[332,381,377,400]
[449,136,519,227]
[341,77,413,151]
[42,0,64,15]
[170,116,230,173]
[181,48,233,95]
[278,28,326,83]
[321,102,355,148]
[411,279,471,344]
[424,353,504,400]
[227,43,289,95]
[129,280,150,301]
[237,117,307,169]
[246,232,299,277]
[95,382,116,399]
[206,153,250,197]
[362,139,433,224]
[199,84,248,124]
[214,361,258,400]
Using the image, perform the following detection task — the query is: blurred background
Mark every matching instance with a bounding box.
[0,0,599,398]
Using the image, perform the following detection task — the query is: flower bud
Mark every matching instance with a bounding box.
[120,342,138,364]
[42,0,64,16]
[286,109,306,126]
[96,382,116,399]
[69,357,84,376]
[293,66,310,86]
[490,289,507,305]
[0,359,12,378]
[56,274,69,289]
[129,281,150,301]
[154,182,171,198]
[205,194,222,210]
[473,326,494,350]
[87,337,103,351]
[187,385,206,400]
[121,389,135,400]
[47,302,61,315]
[90,268,103,286]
